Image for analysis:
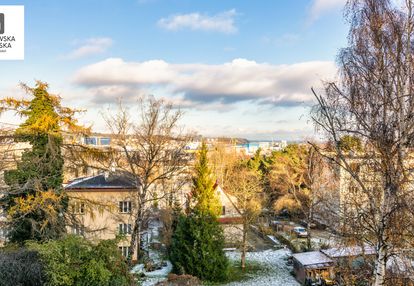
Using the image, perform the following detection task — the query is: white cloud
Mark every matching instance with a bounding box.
[72,58,337,108]
[309,0,347,23]
[158,9,237,34]
[190,122,315,141]
[64,37,113,60]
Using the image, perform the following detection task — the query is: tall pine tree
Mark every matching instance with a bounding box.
[1,81,86,243]
[191,141,221,217]
[170,213,229,282]
[170,141,228,281]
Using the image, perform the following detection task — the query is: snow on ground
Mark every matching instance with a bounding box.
[266,235,281,245]
[137,249,299,286]
[145,261,173,278]
[141,277,165,286]
[221,249,300,286]
[134,261,172,286]
[131,247,172,286]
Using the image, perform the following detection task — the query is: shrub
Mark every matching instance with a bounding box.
[27,235,132,286]
[319,242,330,250]
[274,233,299,252]
[155,274,201,286]
[170,213,229,282]
[0,248,45,286]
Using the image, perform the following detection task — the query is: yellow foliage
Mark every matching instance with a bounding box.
[8,190,63,230]
[0,80,89,135]
[273,195,301,214]
[0,97,30,111]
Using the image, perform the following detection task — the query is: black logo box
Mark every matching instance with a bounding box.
[0,13,3,34]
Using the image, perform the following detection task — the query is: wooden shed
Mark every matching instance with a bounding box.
[292,251,335,285]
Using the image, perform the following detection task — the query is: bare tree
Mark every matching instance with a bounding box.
[209,141,240,187]
[225,165,262,270]
[303,146,336,250]
[311,0,414,284]
[103,97,192,265]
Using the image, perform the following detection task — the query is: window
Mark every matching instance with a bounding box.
[99,137,111,145]
[119,246,130,258]
[222,206,226,215]
[72,202,85,214]
[84,137,97,145]
[119,201,132,213]
[119,223,132,235]
[72,225,84,236]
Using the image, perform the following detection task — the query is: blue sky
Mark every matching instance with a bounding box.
[0,0,348,140]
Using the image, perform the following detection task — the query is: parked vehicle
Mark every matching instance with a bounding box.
[293,226,308,238]
[299,220,317,229]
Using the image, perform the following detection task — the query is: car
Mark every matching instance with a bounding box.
[299,220,317,229]
[293,226,308,238]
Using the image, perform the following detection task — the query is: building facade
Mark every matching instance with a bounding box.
[65,171,139,260]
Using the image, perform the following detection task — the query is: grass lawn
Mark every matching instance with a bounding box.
[203,261,266,285]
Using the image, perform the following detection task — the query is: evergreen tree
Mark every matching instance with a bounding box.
[170,141,229,282]
[1,81,85,243]
[170,212,229,282]
[191,142,221,217]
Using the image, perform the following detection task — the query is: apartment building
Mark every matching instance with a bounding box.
[65,171,139,260]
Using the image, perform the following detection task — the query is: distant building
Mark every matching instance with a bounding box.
[215,184,242,224]
[235,140,288,155]
[65,171,140,260]
[214,184,244,247]
[64,133,112,148]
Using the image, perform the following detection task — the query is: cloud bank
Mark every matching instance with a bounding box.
[64,37,113,60]
[158,9,237,34]
[309,0,347,22]
[72,58,337,108]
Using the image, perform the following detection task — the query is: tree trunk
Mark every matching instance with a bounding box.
[241,222,247,270]
[306,205,313,251]
[373,183,391,286]
[306,224,312,251]
[128,207,142,267]
[373,243,386,286]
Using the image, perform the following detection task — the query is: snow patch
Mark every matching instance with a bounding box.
[223,249,300,286]
[145,261,173,278]
[266,235,281,245]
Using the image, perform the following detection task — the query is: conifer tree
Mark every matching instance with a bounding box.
[170,212,229,282]
[170,141,229,281]
[191,141,221,217]
[0,81,86,243]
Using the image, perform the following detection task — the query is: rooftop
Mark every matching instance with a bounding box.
[65,171,137,190]
[321,245,376,258]
[292,251,333,268]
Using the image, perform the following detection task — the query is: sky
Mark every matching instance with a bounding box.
[0,0,349,141]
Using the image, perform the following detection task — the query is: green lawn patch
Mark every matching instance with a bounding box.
[203,261,266,285]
